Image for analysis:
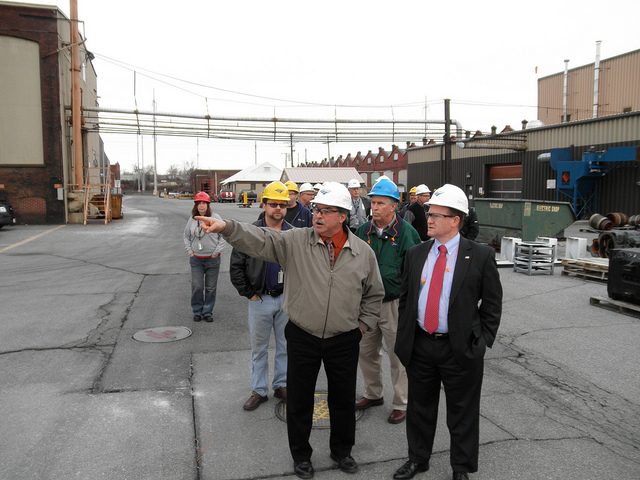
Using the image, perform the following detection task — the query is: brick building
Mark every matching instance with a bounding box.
[0,2,103,224]
[301,143,412,192]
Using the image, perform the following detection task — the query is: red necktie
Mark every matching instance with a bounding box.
[325,238,335,269]
[424,245,447,334]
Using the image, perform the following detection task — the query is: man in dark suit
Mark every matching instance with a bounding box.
[393,184,502,480]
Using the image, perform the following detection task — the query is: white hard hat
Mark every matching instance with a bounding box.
[312,182,353,211]
[299,182,315,193]
[374,175,391,183]
[347,178,361,189]
[415,184,431,195]
[427,183,468,214]
[313,183,323,190]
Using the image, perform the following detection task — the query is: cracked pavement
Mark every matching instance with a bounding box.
[0,196,638,479]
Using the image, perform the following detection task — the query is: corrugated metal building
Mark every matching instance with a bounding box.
[538,48,640,125]
[407,111,640,217]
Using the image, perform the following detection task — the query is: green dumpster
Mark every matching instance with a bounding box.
[475,198,576,246]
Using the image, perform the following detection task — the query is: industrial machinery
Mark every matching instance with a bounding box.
[608,248,640,305]
[475,198,576,246]
[542,146,638,219]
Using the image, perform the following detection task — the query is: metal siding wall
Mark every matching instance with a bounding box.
[408,113,640,214]
[538,50,640,125]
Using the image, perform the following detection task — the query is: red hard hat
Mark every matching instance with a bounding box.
[194,192,210,203]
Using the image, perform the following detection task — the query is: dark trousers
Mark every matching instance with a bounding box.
[285,321,361,462]
[405,328,484,473]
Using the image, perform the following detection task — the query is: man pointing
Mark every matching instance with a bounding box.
[197,182,384,479]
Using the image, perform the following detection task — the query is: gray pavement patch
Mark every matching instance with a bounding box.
[0,389,196,480]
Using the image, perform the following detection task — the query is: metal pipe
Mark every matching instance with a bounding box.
[456,142,528,151]
[70,0,83,188]
[77,105,461,126]
[563,59,569,122]
[593,41,602,118]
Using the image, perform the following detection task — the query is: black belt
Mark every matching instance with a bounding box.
[417,328,449,339]
[264,288,283,297]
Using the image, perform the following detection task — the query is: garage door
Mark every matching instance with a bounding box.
[488,163,522,199]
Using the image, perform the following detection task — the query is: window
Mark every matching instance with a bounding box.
[394,153,399,161]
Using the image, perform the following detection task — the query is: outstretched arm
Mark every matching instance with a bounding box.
[194,216,227,233]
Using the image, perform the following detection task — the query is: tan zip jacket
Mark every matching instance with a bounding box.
[222,219,384,338]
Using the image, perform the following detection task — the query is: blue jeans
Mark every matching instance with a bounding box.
[248,294,288,396]
[190,255,220,317]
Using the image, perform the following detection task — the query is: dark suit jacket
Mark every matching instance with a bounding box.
[395,237,502,368]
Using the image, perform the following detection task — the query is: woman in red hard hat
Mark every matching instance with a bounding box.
[183,192,226,322]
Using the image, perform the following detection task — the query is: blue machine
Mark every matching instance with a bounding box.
[549,146,638,218]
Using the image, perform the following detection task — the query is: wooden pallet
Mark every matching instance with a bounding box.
[561,258,609,282]
[590,296,640,317]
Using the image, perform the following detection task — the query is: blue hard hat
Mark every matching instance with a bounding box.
[368,178,400,201]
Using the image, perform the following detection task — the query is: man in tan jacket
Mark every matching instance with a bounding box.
[197,182,384,479]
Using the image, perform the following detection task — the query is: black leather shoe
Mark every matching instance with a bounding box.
[203,315,213,322]
[393,460,428,479]
[293,460,314,479]
[330,452,358,473]
[452,472,469,480]
[193,315,202,322]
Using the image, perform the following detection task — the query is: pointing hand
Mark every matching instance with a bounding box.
[194,216,226,234]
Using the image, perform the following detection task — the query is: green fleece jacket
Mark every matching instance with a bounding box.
[356,214,421,302]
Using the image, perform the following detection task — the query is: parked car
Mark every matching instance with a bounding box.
[218,190,236,203]
[237,190,257,203]
[0,201,16,228]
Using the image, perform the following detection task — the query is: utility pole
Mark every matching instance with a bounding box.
[137,134,141,192]
[444,99,452,184]
[290,133,294,167]
[152,90,158,195]
[141,136,145,192]
[326,137,331,164]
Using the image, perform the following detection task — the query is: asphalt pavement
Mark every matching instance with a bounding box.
[0,195,638,480]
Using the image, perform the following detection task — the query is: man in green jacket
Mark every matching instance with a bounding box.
[355,178,421,425]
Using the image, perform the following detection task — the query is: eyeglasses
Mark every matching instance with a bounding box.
[425,212,456,220]
[266,202,288,209]
[312,207,340,216]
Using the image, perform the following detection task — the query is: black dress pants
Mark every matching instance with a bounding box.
[285,321,361,462]
[405,328,484,473]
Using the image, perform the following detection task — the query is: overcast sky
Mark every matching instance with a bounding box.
[57,0,640,176]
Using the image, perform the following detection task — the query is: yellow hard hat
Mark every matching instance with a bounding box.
[262,181,290,202]
[409,186,417,194]
[285,181,299,193]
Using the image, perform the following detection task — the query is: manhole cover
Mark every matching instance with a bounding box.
[275,392,364,428]
[133,326,192,343]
